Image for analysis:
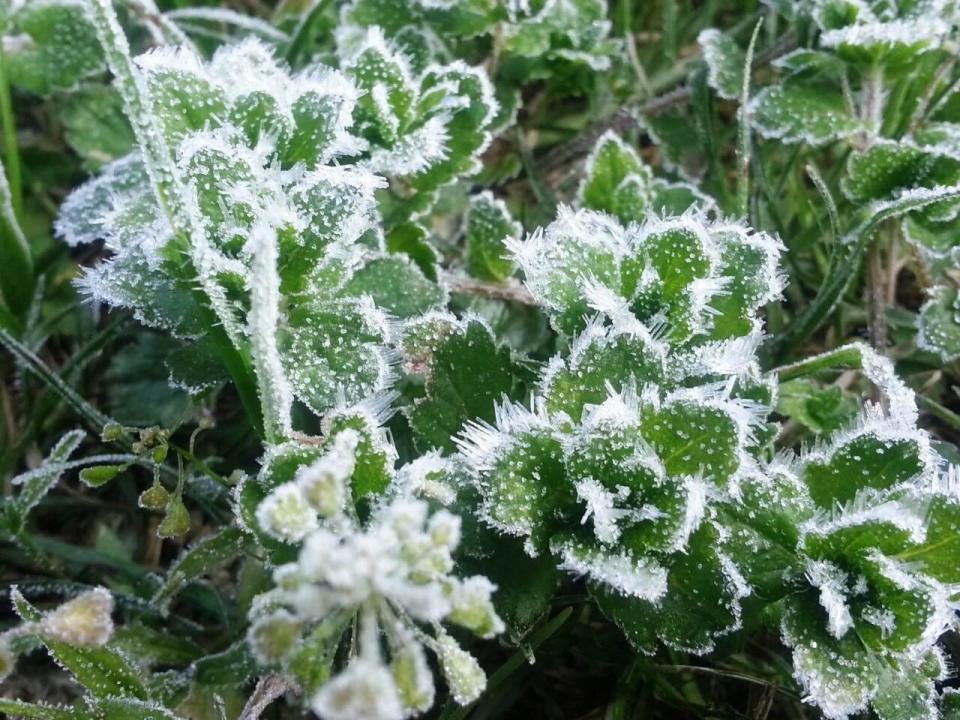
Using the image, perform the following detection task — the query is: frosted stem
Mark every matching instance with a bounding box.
[247,223,293,444]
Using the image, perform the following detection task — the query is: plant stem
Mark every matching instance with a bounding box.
[284,0,332,65]
[0,41,21,219]
[867,227,888,353]
[737,19,764,218]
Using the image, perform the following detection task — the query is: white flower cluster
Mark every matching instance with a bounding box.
[249,432,503,720]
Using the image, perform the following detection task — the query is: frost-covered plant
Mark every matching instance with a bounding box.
[728,345,960,720]
[8,2,960,720]
[457,201,783,653]
[702,1,960,360]
[245,429,502,718]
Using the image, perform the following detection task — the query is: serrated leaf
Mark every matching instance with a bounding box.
[279,297,391,416]
[751,81,862,145]
[579,132,652,221]
[781,593,879,720]
[872,656,941,720]
[466,192,520,282]
[802,433,926,508]
[639,401,739,483]
[408,320,523,453]
[344,255,443,318]
[897,495,960,584]
[918,286,960,361]
[777,380,857,435]
[698,28,745,101]
[6,0,104,95]
[57,86,135,171]
[844,142,935,202]
[594,523,746,654]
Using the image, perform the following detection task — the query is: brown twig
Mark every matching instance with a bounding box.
[442,272,538,306]
[538,33,799,174]
[239,675,299,720]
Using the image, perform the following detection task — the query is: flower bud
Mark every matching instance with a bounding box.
[255,483,318,543]
[436,632,486,705]
[312,657,404,720]
[448,576,504,639]
[100,422,123,442]
[391,640,434,713]
[247,611,301,664]
[41,587,114,647]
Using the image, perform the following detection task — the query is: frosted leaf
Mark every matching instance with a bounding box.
[5,0,104,95]
[344,255,444,318]
[781,594,879,719]
[698,28,745,101]
[750,81,863,145]
[871,651,944,720]
[279,295,395,417]
[579,131,654,218]
[578,132,712,224]
[541,321,667,419]
[55,154,154,248]
[465,191,521,282]
[917,286,960,361]
[509,206,625,333]
[594,523,750,655]
[553,537,668,601]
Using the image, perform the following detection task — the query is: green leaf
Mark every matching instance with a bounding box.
[465,192,520,282]
[802,432,926,508]
[595,523,747,654]
[699,28,745,101]
[543,328,664,420]
[408,319,523,454]
[105,335,192,428]
[57,86,134,171]
[897,495,960,584]
[92,698,183,720]
[844,142,924,201]
[279,296,391,416]
[192,641,258,686]
[111,623,203,666]
[639,400,740,483]
[751,81,862,145]
[777,380,857,435]
[918,286,960,361]
[152,527,250,609]
[7,429,85,534]
[0,699,78,719]
[579,131,652,221]
[872,656,941,720]
[781,593,879,720]
[344,255,444,318]
[6,0,104,95]
[386,222,439,281]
